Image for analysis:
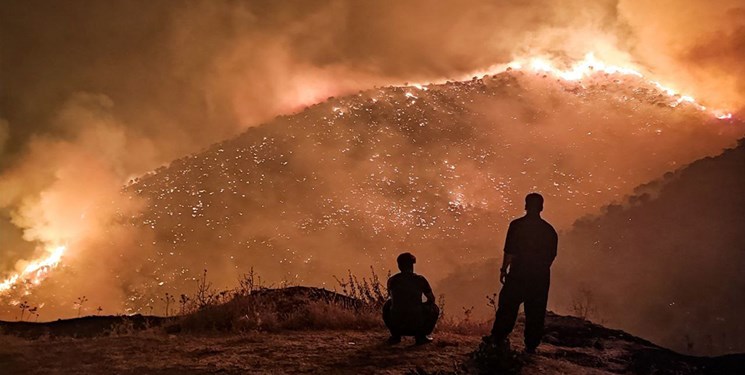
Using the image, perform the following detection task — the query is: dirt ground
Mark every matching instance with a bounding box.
[0,330,482,374]
[2,313,743,374]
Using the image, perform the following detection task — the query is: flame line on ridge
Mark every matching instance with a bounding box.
[408,52,733,120]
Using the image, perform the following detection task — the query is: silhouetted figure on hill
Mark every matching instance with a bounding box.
[490,193,558,354]
[383,252,439,345]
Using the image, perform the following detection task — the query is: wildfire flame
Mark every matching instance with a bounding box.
[0,245,67,296]
[414,53,733,120]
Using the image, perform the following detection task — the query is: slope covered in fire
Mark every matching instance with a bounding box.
[123,69,743,310]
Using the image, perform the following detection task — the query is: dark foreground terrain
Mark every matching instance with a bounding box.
[1,298,743,374]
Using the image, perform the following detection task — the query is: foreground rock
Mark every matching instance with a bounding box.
[464,313,744,375]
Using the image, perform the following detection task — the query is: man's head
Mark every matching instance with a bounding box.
[397,252,416,272]
[525,193,544,214]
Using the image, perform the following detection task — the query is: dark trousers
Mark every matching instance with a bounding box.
[383,299,439,338]
[490,272,550,349]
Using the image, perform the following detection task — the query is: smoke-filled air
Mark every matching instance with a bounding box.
[1,0,744,356]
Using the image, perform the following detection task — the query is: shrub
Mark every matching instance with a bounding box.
[177,286,383,333]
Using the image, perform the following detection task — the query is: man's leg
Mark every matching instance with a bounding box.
[523,278,550,352]
[382,300,401,343]
[490,278,522,341]
[414,303,440,344]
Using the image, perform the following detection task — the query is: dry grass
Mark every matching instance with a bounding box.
[177,287,383,333]
[172,267,492,335]
[436,305,492,336]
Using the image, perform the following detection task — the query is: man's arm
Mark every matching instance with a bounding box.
[387,277,393,300]
[424,290,436,305]
[548,227,558,266]
[500,222,517,284]
[421,277,436,305]
[500,253,514,284]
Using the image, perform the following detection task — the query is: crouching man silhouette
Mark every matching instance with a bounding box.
[383,252,439,345]
[490,193,558,354]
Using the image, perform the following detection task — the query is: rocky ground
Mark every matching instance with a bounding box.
[0,329,477,374]
[2,312,743,374]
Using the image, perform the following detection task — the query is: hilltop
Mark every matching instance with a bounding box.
[1,286,743,374]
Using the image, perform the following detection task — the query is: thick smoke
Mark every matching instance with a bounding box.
[617,0,745,110]
[0,0,744,328]
[0,120,8,154]
[2,1,744,158]
[0,95,151,314]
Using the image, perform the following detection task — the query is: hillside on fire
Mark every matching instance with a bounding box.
[122,69,743,295]
[109,71,744,304]
[122,70,744,341]
[1,285,744,374]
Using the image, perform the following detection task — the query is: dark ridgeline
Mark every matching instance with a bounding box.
[554,139,745,355]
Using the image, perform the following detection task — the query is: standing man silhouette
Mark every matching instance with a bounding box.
[490,193,558,353]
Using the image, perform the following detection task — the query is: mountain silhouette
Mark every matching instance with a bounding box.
[555,139,745,355]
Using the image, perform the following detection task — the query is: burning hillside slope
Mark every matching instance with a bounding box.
[3,65,743,320]
[118,70,743,304]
